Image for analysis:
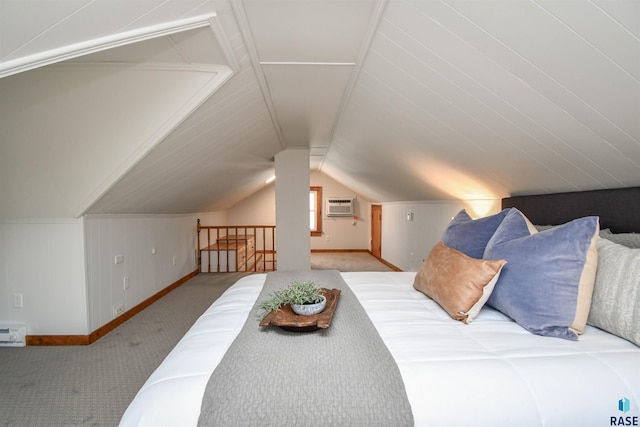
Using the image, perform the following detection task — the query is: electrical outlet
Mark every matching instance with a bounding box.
[13,293,23,308]
[113,304,124,318]
[172,256,176,266]
[123,276,129,290]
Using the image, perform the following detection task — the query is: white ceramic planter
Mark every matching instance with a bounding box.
[291,295,326,316]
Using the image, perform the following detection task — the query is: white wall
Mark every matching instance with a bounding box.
[0,219,88,335]
[310,171,371,250]
[0,213,221,336]
[381,200,501,271]
[226,184,275,226]
[84,214,199,332]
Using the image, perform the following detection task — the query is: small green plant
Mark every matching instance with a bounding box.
[257,280,324,320]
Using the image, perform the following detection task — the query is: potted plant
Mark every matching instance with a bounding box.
[257,280,326,320]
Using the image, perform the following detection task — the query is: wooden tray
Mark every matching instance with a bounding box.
[259,288,341,332]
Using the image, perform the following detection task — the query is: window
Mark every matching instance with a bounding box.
[310,186,322,236]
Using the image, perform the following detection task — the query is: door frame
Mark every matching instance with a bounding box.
[371,204,382,259]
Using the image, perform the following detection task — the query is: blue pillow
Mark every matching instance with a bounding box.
[442,209,510,259]
[484,209,599,340]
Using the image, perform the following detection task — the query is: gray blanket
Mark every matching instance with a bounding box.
[198,269,414,426]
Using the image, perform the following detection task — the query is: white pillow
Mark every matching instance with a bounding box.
[587,238,640,346]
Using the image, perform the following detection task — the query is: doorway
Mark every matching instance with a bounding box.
[371,204,382,259]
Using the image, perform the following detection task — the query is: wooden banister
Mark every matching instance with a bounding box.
[197,221,276,272]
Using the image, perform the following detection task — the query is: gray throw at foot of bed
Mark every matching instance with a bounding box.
[198,269,414,427]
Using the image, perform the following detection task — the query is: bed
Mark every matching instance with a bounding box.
[120,188,640,426]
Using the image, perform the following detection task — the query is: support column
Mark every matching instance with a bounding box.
[275,149,310,271]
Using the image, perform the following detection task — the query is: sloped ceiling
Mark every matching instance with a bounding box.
[1,0,639,218]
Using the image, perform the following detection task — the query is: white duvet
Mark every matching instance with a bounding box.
[120,272,640,427]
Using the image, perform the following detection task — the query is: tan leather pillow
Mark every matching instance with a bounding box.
[413,241,507,324]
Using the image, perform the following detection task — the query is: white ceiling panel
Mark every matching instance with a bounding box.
[0,0,90,60]
[360,54,571,189]
[371,17,627,190]
[334,72,548,199]
[3,0,161,60]
[242,0,375,62]
[87,63,282,214]
[536,0,640,81]
[443,0,639,138]
[593,0,640,38]
[170,27,229,64]
[0,63,226,218]
[262,64,354,148]
[2,0,639,218]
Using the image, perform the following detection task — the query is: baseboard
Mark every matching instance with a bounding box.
[310,249,369,253]
[377,257,403,272]
[26,270,198,346]
[310,249,403,272]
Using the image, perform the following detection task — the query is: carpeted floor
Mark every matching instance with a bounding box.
[311,251,393,271]
[0,272,250,427]
[0,253,391,426]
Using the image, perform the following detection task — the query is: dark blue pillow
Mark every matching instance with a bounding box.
[442,209,510,259]
[484,209,599,340]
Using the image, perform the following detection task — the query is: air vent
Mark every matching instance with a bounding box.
[326,197,354,217]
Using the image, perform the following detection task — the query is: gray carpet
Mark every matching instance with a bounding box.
[311,251,393,271]
[0,253,392,427]
[0,272,249,427]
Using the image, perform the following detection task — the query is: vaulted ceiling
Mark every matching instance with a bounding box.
[1,0,638,219]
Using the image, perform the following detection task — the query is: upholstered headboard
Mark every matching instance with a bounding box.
[502,187,640,233]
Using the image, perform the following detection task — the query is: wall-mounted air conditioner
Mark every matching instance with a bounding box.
[326,197,354,217]
[0,323,26,347]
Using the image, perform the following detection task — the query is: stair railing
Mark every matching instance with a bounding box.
[197,220,276,272]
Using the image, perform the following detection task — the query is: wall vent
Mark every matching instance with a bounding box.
[326,197,354,217]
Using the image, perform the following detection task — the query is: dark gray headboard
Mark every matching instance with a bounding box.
[502,187,640,233]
